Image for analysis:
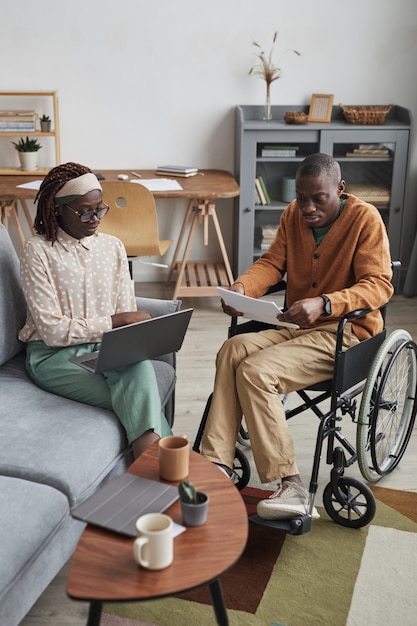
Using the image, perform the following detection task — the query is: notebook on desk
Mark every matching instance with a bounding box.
[69,308,193,374]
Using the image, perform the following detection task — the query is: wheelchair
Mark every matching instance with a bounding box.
[193,271,417,535]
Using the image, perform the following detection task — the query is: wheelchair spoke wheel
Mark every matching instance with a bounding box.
[231,447,251,490]
[323,477,376,528]
[357,330,417,483]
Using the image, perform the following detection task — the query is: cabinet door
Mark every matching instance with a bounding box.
[322,128,408,262]
[237,129,319,275]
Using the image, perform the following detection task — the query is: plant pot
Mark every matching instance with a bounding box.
[180,492,209,527]
[18,152,39,171]
[40,121,51,132]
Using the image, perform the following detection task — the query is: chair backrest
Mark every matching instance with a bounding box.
[0,225,26,365]
[99,181,171,257]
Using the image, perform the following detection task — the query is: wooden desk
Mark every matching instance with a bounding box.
[0,169,240,298]
[66,443,248,626]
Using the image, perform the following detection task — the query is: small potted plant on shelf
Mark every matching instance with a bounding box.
[178,480,209,527]
[12,136,42,171]
[39,114,51,132]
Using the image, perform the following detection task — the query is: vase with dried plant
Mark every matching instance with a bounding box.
[249,32,300,121]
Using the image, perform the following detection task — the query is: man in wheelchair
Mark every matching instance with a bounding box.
[201,153,394,522]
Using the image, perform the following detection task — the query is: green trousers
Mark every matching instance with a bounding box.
[25,341,172,444]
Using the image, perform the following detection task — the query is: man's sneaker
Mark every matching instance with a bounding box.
[257,481,320,520]
[214,463,233,479]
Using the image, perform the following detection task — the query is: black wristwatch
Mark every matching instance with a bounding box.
[320,294,332,316]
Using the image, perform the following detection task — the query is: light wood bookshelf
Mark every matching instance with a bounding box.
[0,90,61,175]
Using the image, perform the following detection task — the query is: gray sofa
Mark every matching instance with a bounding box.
[0,224,180,626]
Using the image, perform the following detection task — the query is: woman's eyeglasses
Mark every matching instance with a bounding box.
[64,203,110,222]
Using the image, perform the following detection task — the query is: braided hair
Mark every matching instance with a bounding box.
[34,162,92,243]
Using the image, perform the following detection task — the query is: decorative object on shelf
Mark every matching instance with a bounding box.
[340,104,393,125]
[12,136,42,171]
[249,32,301,122]
[308,94,334,122]
[39,114,51,132]
[284,111,308,125]
[178,480,209,527]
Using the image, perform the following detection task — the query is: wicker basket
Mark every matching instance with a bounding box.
[340,104,393,125]
[284,111,308,125]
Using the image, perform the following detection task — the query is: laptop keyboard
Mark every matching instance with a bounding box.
[82,356,98,369]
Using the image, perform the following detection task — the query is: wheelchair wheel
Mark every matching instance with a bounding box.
[323,476,376,528]
[232,447,251,491]
[357,329,417,483]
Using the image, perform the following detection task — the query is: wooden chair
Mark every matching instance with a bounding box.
[99,181,172,276]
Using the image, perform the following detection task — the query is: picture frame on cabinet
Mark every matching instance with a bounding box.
[308,94,334,122]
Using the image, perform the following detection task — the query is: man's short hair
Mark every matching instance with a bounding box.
[297,153,341,181]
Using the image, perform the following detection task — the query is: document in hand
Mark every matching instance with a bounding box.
[217,287,299,329]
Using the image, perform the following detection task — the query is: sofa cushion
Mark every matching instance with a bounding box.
[0,475,84,626]
[0,353,175,507]
[0,225,26,366]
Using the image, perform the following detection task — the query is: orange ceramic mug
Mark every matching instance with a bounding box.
[158,435,189,481]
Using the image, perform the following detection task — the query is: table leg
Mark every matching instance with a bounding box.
[208,579,229,626]
[86,601,102,626]
[166,198,195,286]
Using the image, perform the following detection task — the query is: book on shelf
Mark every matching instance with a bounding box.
[254,181,263,205]
[261,224,278,249]
[346,143,390,158]
[156,164,199,177]
[257,176,271,204]
[0,110,38,123]
[255,178,267,205]
[261,145,299,157]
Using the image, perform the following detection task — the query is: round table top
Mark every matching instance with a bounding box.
[67,443,248,602]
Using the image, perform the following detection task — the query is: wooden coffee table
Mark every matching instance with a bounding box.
[66,443,248,626]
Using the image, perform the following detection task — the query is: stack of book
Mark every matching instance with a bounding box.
[156,165,199,177]
[346,144,390,158]
[0,110,37,132]
[261,225,278,249]
[261,145,298,157]
[255,176,271,205]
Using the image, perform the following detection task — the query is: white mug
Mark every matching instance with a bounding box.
[133,513,173,570]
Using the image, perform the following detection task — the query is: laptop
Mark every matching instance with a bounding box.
[69,308,193,374]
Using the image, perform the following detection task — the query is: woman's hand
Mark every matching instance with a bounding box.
[111,310,152,328]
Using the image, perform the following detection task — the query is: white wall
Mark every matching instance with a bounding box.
[2,0,417,281]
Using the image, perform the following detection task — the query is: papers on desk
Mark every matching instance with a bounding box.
[16,180,43,190]
[130,178,183,192]
[217,287,299,328]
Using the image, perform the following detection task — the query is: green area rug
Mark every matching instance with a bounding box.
[102,486,417,626]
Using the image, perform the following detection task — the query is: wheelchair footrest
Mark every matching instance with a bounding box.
[249,513,312,535]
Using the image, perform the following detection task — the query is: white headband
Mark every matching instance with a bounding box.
[55,173,102,199]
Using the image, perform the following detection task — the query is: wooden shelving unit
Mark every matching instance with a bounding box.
[0,90,61,174]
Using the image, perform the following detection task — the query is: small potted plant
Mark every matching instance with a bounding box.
[178,480,209,527]
[39,114,51,132]
[12,136,42,171]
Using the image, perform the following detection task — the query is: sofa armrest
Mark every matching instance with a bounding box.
[135,296,182,318]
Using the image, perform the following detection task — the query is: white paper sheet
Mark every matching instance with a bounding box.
[130,178,183,191]
[16,180,43,190]
[217,287,299,328]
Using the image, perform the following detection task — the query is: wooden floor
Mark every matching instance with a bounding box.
[21,287,417,625]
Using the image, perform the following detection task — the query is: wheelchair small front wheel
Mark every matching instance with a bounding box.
[323,477,376,528]
[232,447,251,490]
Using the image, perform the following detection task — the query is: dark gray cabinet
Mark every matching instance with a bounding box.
[234,105,412,287]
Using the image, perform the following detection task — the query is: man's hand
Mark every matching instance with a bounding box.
[111,310,152,328]
[220,282,245,317]
[278,297,325,327]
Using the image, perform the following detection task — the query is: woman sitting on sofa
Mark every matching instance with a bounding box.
[18,162,171,457]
